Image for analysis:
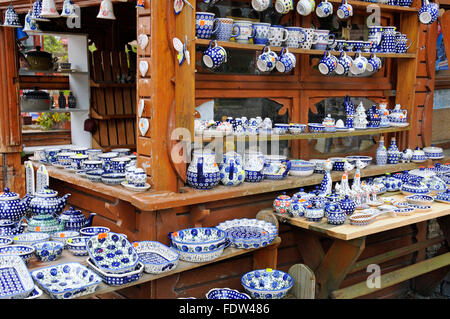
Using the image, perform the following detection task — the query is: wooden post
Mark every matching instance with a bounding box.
[0,26,24,195]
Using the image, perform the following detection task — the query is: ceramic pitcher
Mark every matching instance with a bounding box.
[219,151,245,186]
[187,149,220,190]
[244,150,266,183]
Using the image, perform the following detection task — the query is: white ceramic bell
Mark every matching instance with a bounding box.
[30,0,50,21]
[3,3,22,28]
[97,0,116,20]
[60,0,79,18]
[23,10,41,33]
[40,0,60,18]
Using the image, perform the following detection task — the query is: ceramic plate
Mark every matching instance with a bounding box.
[241,269,293,299]
[0,255,35,299]
[87,232,139,274]
[121,181,151,192]
[132,241,179,274]
[389,122,409,127]
[31,262,102,299]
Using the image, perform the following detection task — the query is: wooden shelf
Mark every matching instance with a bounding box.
[22,108,88,113]
[90,108,135,120]
[196,126,410,142]
[28,237,281,299]
[196,39,417,59]
[327,0,419,12]
[90,80,136,88]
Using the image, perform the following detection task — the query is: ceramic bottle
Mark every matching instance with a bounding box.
[376,136,388,165]
[387,137,400,164]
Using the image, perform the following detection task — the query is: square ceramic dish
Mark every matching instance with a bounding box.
[31,262,102,299]
[0,255,35,299]
[13,232,50,245]
[86,258,144,286]
[241,269,293,299]
[0,245,35,263]
[26,286,43,299]
[132,241,179,274]
[87,232,139,274]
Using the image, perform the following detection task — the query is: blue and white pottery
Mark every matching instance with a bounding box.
[57,152,76,167]
[98,152,118,173]
[273,193,292,214]
[308,123,325,133]
[299,27,316,49]
[219,152,245,186]
[83,160,103,172]
[304,192,326,221]
[318,50,337,75]
[214,18,240,42]
[376,137,388,165]
[395,33,413,53]
[412,147,427,163]
[367,53,382,72]
[383,174,403,191]
[423,145,444,159]
[345,156,372,166]
[335,50,352,75]
[69,153,88,171]
[353,41,364,52]
[289,160,315,177]
[329,157,346,171]
[368,26,383,52]
[12,232,49,246]
[337,0,353,19]
[66,236,89,256]
[234,20,255,44]
[423,175,447,195]
[206,288,251,299]
[290,196,305,217]
[244,150,265,183]
[51,230,80,247]
[241,269,294,299]
[3,3,22,28]
[101,172,126,185]
[187,149,220,190]
[313,29,335,50]
[203,40,227,69]
[0,236,13,247]
[29,187,71,216]
[24,209,66,234]
[387,138,400,164]
[253,22,271,45]
[86,169,104,182]
[132,241,179,274]
[0,245,35,263]
[405,194,434,205]
[367,104,381,128]
[275,0,294,14]
[131,168,147,187]
[256,46,278,72]
[58,206,95,232]
[0,188,31,223]
[316,0,333,17]
[0,255,35,299]
[87,257,144,286]
[276,47,296,73]
[269,25,289,47]
[263,155,291,180]
[71,146,88,155]
[398,0,413,5]
[85,149,103,160]
[380,26,397,53]
[285,27,307,48]
[339,195,356,215]
[43,147,60,164]
[33,241,63,261]
[350,52,367,75]
[195,12,218,39]
[418,0,439,24]
[401,178,430,196]
[435,189,450,204]
[80,226,110,237]
[111,157,131,174]
[31,262,102,299]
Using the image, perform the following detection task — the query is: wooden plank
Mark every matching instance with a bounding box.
[111,51,127,148]
[288,264,316,299]
[331,252,450,299]
[91,51,109,147]
[101,51,118,147]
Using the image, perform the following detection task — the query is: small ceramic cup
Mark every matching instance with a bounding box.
[85,149,103,160]
[256,46,278,72]
[195,12,218,39]
[125,165,136,185]
[253,22,272,45]
[276,47,297,73]
[203,40,227,69]
[297,0,315,15]
[312,29,335,50]
[316,0,333,18]
[285,27,307,48]
[337,0,353,19]
[214,18,240,42]
[233,20,255,44]
[353,40,364,52]
[298,28,315,49]
[83,160,103,171]
[269,25,289,47]
[132,168,147,187]
[70,154,89,171]
[252,0,271,11]
[275,0,294,14]
[366,53,382,72]
[318,51,337,75]
[335,50,352,75]
[57,152,76,167]
[350,52,368,75]
[111,157,131,174]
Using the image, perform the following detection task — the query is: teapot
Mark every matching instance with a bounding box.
[0,188,31,223]
[219,151,245,186]
[23,212,66,234]
[29,187,71,216]
[388,104,407,124]
[325,191,347,225]
[58,206,96,232]
[0,219,26,237]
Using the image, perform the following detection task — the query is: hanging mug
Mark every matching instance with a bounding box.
[318,50,337,75]
[350,52,367,75]
[316,0,333,18]
[337,0,352,19]
[366,53,382,72]
[418,0,439,24]
[202,40,227,69]
[257,46,279,72]
[275,0,294,14]
[335,50,352,75]
[297,0,315,16]
[276,47,297,73]
[252,0,271,11]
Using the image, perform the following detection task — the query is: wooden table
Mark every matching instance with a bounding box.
[28,237,281,299]
[258,195,450,299]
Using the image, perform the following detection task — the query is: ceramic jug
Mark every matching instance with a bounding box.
[187,149,220,190]
[244,150,266,183]
[325,192,347,225]
[219,151,245,186]
[387,137,400,164]
[339,195,356,215]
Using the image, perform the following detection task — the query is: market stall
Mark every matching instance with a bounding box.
[0,0,449,300]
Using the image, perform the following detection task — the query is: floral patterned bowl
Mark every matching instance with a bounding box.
[33,241,63,262]
[206,288,251,299]
[80,226,110,237]
[0,245,35,263]
[169,227,227,254]
[51,231,80,247]
[66,236,89,256]
[241,268,294,299]
[12,232,50,246]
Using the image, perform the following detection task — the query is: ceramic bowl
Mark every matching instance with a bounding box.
[0,236,13,247]
[33,241,63,262]
[345,156,372,166]
[0,255,35,299]
[132,241,180,274]
[101,173,126,185]
[172,245,225,263]
[80,226,110,237]
[308,123,325,133]
[309,159,326,173]
[86,258,144,286]
[66,236,89,256]
[85,169,104,182]
[13,232,50,245]
[170,227,227,254]
[273,124,289,135]
[289,160,315,177]
[51,231,80,247]
[241,269,294,299]
[206,288,251,299]
[288,127,306,135]
[435,189,450,203]
[0,245,35,263]
[329,157,347,171]
[87,232,140,274]
[423,145,444,159]
[405,194,434,205]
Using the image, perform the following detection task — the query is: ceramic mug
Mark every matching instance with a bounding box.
[203,40,227,69]
[350,52,367,75]
[335,50,352,75]
[214,18,240,42]
[276,47,297,73]
[269,25,289,47]
[344,40,355,51]
[252,0,271,11]
[253,22,272,45]
[195,12,218,39]
[275,0,294,14]
[318,51,337,75]
[395,33,412,53]
[234,20,255,44]
[316,0,333,18]
[362,41,373,52]
[337,0,353,19]
[353,40,364,52]
[298,28,315,49]
[285,27,307,48]
[418,0,439,24]
[312,29,335,50]
[257,46,278,72]
[297,0,315,15]
[334,39,346,51]
[366,53,382,72]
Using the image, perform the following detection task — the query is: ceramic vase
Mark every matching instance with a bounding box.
[387,137,400,164]
[376,136,388,165]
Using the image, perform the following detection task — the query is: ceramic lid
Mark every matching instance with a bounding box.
[62,206,82,215]
[423,145,443,153]
[275,192,291,201]
[35,188,58,198]
[413,147,425,155]
[111,157,131,162]
[0,188,20,201]
[98,152,119,158]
